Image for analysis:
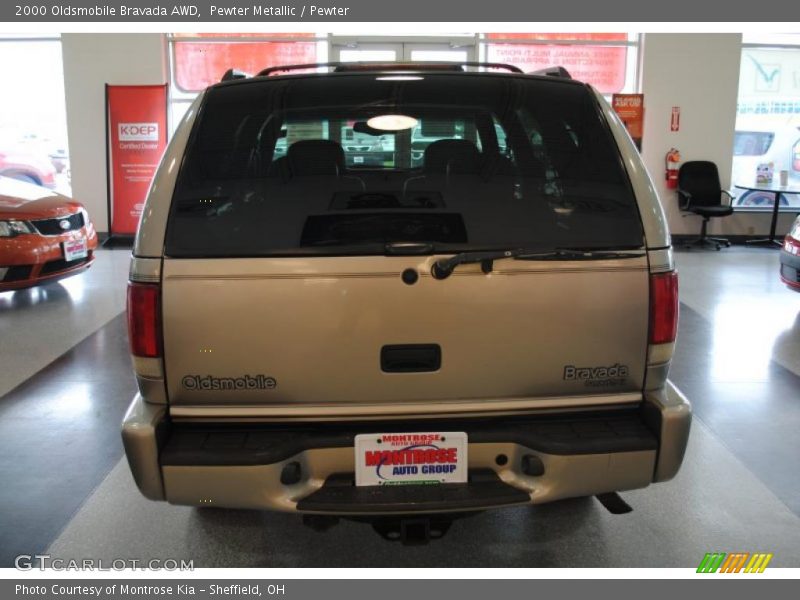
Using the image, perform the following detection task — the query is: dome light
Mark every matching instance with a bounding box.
[367,114,418,131]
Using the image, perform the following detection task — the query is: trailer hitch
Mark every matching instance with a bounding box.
[302,512,479,544]
[371,516,453,545]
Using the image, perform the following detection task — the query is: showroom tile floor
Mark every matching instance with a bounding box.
[0,249,130,397]
[1,246,799,567]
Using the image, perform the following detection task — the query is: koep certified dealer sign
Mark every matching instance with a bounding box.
[106,84,168,236]
[118,122,159,142]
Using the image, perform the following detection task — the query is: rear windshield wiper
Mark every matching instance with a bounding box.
[431,248,644,279]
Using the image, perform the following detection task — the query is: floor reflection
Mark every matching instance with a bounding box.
[0,283,73,311]
[710,294,800,382]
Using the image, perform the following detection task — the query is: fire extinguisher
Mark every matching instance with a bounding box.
[665,148,681,190]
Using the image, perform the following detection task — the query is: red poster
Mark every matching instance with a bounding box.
[612,93,645,151]
[174,40,317,91]
[485,34,628,94]
[106,84,168,236]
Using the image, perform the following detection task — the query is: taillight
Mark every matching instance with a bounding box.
[127,282,161,358]
[649,272,679,345]
[793,143,800,171]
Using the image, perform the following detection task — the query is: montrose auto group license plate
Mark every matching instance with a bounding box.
[63,238,88,261]
[354,432,468,486]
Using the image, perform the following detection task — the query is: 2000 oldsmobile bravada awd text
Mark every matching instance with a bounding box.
[122,62,690,529]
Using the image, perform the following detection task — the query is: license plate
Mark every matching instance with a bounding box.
[354,432,468,486]
[63,238,88,261]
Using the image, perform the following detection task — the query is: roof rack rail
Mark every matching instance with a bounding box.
[220,68,251,82]
[528,66,572,79]
[256,61,523,77]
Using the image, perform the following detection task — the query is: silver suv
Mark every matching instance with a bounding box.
[122,62,690,528]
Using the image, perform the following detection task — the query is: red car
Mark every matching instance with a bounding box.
[781,215,800,291]
[0,176,98,292]
[0,149,57,189]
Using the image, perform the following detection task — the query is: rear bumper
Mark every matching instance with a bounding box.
[122,383,691,514]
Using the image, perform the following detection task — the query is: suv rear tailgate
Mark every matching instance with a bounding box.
[161,254,649,413]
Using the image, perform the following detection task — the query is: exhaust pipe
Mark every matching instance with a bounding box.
[595,492,633,514]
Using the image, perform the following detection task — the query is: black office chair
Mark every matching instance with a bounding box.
[677,161,735,250]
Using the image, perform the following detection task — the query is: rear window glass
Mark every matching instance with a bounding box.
[733,131,774,156]
[166,73,643,257]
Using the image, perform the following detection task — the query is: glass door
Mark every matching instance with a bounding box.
[334,43,403,63]
[403,43,474,62]
[331,41,476,64]
[329,40,478,169]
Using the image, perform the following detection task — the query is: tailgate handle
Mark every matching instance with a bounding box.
[381,344,441,373]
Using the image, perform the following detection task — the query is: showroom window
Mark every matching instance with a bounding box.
[168,33,640,132]
[0,35,71,194]
[168,33,329,129]
[732,34,800,210]
[479,33,640,95]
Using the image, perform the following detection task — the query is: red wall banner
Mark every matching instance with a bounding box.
[485,34,629,94]
[106,84,168,237]
[174,42,317,91]
[612,93,645,151]
[171,34,317,92]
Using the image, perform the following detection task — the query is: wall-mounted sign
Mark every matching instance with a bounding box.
[671,106,681,132]
[612,93,644,151]
[105,84,168,240]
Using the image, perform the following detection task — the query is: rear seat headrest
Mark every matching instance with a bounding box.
[287,139,345,177]
[424,139,481,174]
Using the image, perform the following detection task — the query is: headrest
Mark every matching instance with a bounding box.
[423,139,481,174]
[287,139,345,177]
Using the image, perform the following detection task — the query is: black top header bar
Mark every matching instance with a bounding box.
[1,0,799,22]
